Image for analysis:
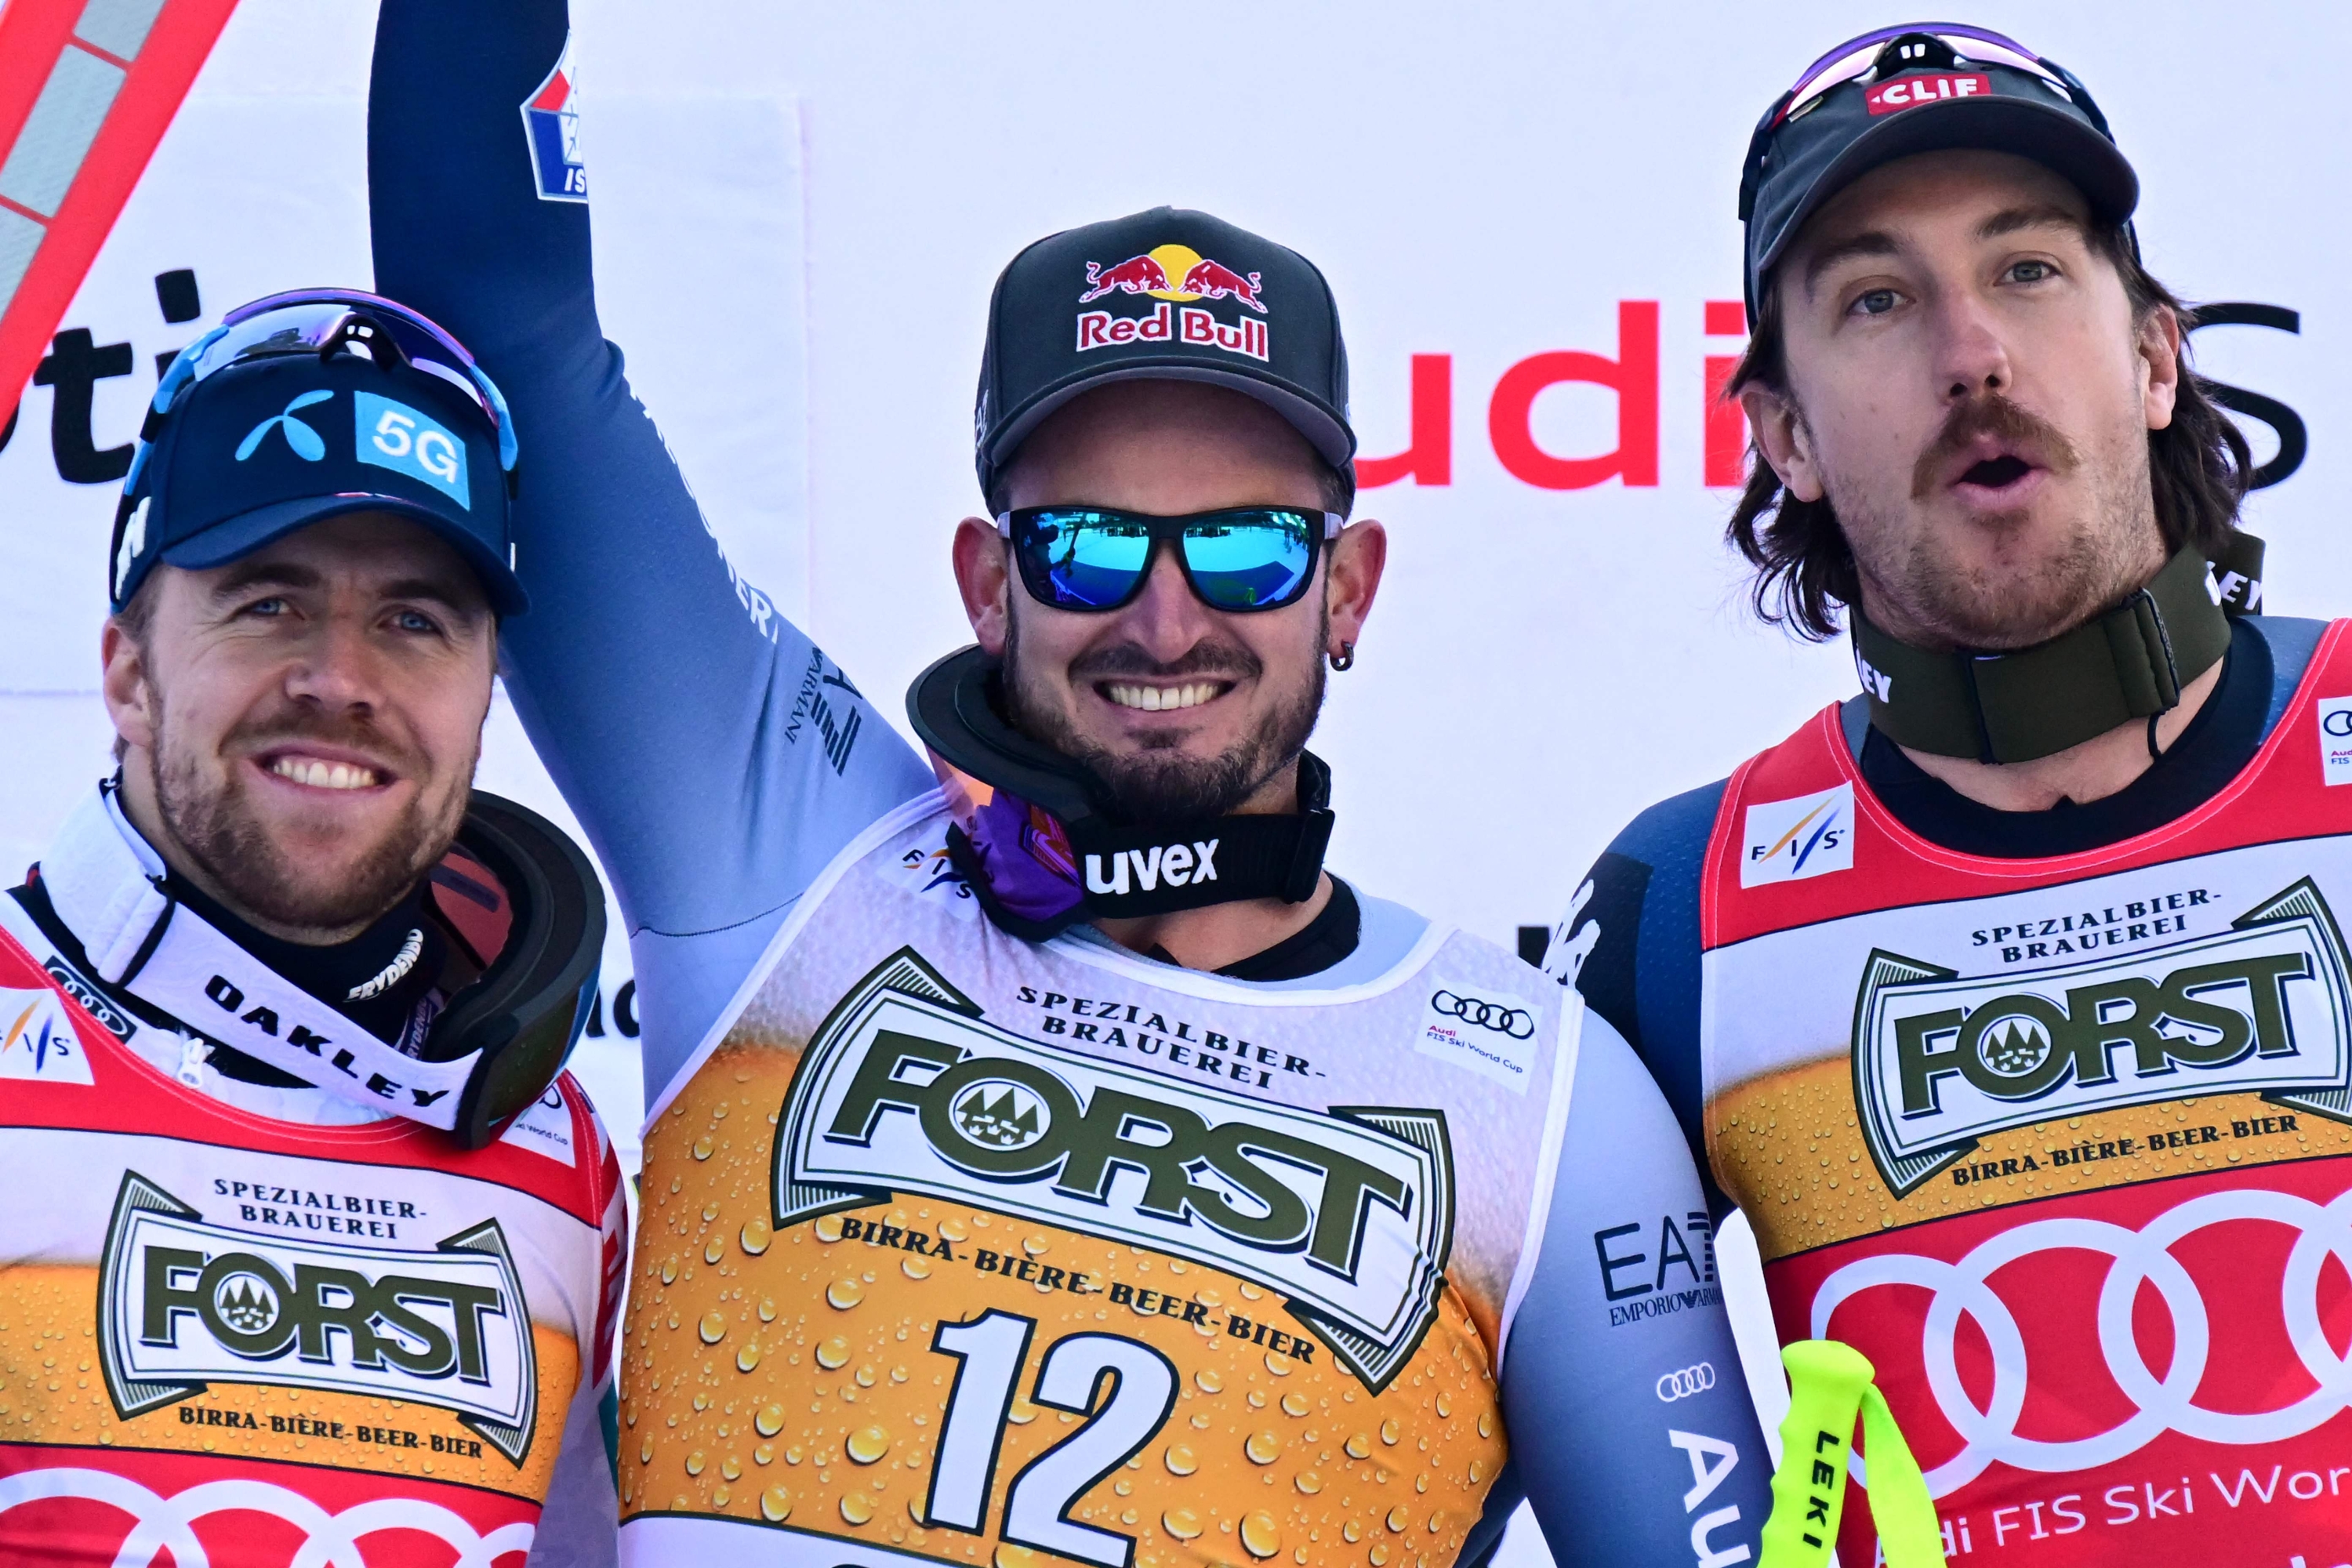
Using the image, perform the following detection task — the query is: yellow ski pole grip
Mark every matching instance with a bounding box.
[1759,1340,1944,1568]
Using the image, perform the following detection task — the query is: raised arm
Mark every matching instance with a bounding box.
[1501,1012,1773,1566]
[367,0,932,1083]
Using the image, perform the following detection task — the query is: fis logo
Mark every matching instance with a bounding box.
[98,1173,539,1463]
[1076,242,1270,363]
[520,34,586,203]
[1852,879,2352,1195]
[1740,783,1854,888]
[0,986,93,1083]
[774,950,1455,1391]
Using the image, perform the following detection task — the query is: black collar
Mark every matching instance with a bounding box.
[1860,617,2272,858]
[1143,876,1363,981]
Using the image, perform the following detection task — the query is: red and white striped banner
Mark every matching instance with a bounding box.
[0,0,238,425]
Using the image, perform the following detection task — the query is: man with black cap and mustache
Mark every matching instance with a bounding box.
[1552,23,2339,1568]
[365,0,1777,1562]
[0,289,626,1563]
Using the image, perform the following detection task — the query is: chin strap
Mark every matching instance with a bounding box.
[1851,536,2262,765]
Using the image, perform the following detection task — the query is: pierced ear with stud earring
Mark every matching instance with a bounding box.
[1329,641,1355,672]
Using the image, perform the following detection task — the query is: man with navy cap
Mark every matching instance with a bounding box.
[1555,24,2339,1566]
[0,291,626,1566]
[368,0,1777,1563]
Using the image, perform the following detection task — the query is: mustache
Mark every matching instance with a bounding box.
[223,708,419,776]
[1910,395,2082,501]
[1066,639,1264,685]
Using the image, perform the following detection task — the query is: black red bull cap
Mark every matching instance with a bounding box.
[975,206,1353,502]
[1740,24,2140,323]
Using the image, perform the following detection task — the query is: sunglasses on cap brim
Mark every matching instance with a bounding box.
[1740,24,2120,223]
[998,505,1344,614]
[149,288,518,473]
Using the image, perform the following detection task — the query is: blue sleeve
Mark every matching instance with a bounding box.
[1498,1012,1771,1567]
[1543,780,1725,1216]
[366,0,933,1094]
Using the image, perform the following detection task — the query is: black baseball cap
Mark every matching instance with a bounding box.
[1740,25,2140,323]
[111,315,523,616]
[974,206,1354,503]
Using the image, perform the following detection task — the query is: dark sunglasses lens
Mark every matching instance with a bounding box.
[1020,511,1153,608]
[1181,512,1316,610]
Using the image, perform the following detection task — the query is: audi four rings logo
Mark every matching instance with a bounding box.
[1429,990,1535,1040]
[2325,708,2352,737]
[1655,1362,1715,1403]
[1811,1185,2352,1499]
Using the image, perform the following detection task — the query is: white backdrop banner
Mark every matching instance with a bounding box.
[1,9,2333,1560]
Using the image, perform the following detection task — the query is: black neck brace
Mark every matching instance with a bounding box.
[1852,536,2263,764]
[906,646,1335,940]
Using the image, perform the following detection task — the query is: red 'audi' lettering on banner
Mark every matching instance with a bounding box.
[1354,301,1754,492]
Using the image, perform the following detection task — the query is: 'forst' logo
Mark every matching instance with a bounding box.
[1739,783,1854,888]
[1852,879,2352,1196]
[209,1269,281,1335]
[98,1172,539,1464]
[775,950,1455,1392]
[1076,242,1270,362]
[950,1079,1050,1149]
[235,389,333,462]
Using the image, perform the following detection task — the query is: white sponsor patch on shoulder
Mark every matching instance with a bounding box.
[0,987,95,1084]
[1414,979,1538,1094]
[501,1083,579,1165]
[1740,782,1856,887]
[2318,696,2352,786]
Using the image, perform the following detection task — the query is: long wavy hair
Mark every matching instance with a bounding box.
[1724,226,2253,641]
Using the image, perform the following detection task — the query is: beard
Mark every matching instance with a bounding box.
[1830,393,2160,651]
[1004,611,1327,823]
[150,697,470,935]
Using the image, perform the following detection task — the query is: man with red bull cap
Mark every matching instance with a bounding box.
[1553,22,2344,1567]
[366,0,1777,1563]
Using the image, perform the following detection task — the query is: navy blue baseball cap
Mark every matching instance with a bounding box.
[1739,25,2140,324]
[110,291,524,616]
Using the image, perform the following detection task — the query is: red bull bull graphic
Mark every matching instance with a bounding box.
[1077,252,1169,301]
[1076,242,1269,362]
[1178,256,1265,312]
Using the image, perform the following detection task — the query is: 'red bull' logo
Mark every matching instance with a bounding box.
[1079,243,1265,311]
[1076,242,1271,363]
